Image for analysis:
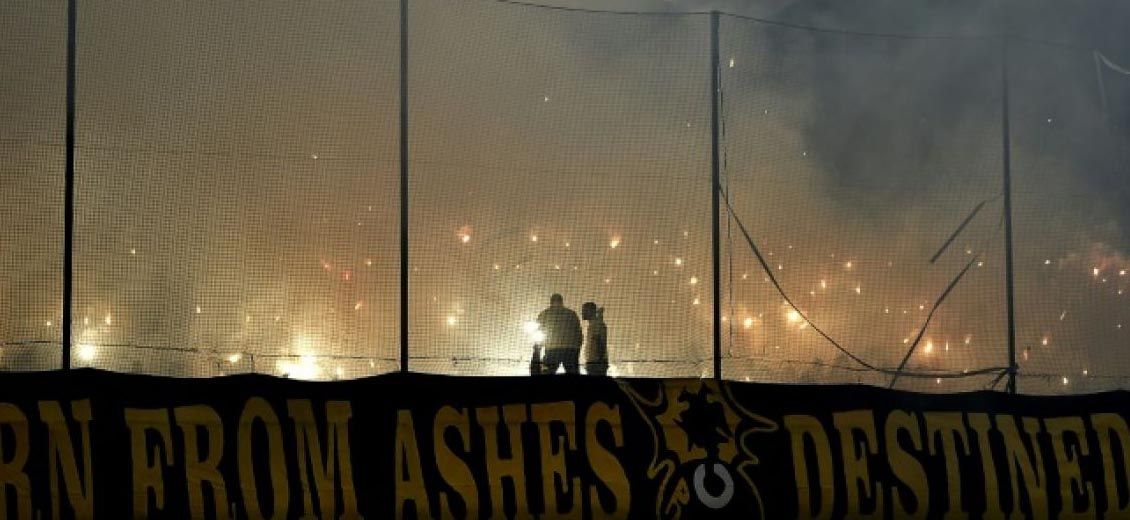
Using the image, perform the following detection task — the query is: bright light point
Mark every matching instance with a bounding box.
[542,95,549,102]
[604,278,611,284]
[195,306,202,314]
[919,304,925,310]
[903,338,910,344]
[1083,369,1089,376]
[335,366,344,379]
[493,264,500,270]
[741,273,748,280]
[104,314,112,326]
[245,315,251,323]
[565,242,570,248]
[844,261,853,269]
[446,316,457,326]
[1047,118,1053,123]
[653,239,659,245]
[279,356,321,380]
[743,317,754,329]
[227,353,242,364]
[523,321,546,343]
[354,301,364,311]
[936,378,942,384]
[820,280,826,289]
[1121,270,1127,277]
[530,235,538,242]
[311,154,318,160]
[683,231,689,237]
[1094,268,1101,277]
[83,317,89,326]
[609,236,621,249]
[945,342,950,351]
[728,57,735,68]
[964,335,972,345]
[786,309,802,324]
[689,276,698,285]
[1041,337,1048,346]
[977,261,984,267]
[554,265,560,270]
[652,270,659,276]
[854,286,861,294]
[130,248,136,255]
[460,234,471,243]
[77,344,96,362]
[924,341,934,354]
[1062,376,1069,385]
[674,258,683,266]
[692,298,700,306]
[1059,311,1067,321]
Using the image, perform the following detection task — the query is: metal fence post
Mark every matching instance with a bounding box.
[1000,37,1018,394]
[63,0,77,371]
[710,11,722,381]
[399,0,410,373]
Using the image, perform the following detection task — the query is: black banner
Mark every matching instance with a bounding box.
[0,370,1128,518]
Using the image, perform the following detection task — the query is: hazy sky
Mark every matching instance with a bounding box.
[1,0,1128,393]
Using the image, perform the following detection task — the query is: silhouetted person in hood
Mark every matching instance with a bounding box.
[582,302,608,376]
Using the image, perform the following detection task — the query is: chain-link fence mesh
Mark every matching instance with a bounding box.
[408,1,710,376]
[717,18,1007,392]
[2,0,1128,392]
[1011,42,1130,394]
[0,0,66,371]
[72,0,401,377]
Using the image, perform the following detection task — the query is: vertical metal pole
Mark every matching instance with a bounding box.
[399,0,410,373]
[1000,38,1018,394]
[710,11,722,380]
[63,0,77,370]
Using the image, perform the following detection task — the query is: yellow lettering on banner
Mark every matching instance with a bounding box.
[886,410,928,519]
[1044,417,1094,519]
[996,415,1048,520]
[287,400,361,520]
[173,405,230,520]
[38,400,94,520]
[784,415,834,520]
[434,406,478,520]
[968,413,1004,519]
[833,410,884,518]
[584,403,628,520]
[125,408,173,518]
[0,403,31,520]
[924,412,970,519]
[395,409,432,519]
[531,402,581,520]
[238,397,289,520]
[1090,413,1130,516]
[476,404,531,520]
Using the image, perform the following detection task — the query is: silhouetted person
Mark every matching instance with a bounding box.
[529,344,545,376]
[537,293,582,374]
[582,302,609,376]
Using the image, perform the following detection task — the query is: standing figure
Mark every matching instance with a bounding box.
[529,344,544,376]
[582,302,609,376]
[537,293,582,374]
